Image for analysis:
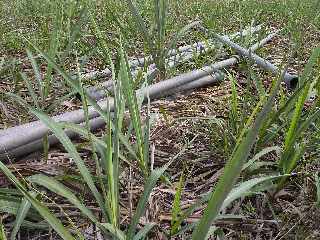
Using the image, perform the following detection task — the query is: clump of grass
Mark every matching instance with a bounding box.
[124,0,201,80]
[0,35,170,238]
[1,0,320,239]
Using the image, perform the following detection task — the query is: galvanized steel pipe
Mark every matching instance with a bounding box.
[0,30,277,161]
[214,33,298,88]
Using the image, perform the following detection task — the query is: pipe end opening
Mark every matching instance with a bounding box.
[285,75,299,90]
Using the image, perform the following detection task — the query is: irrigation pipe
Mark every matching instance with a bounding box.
[214,34,299,88]
[82,25,262,82]
[85,25,263,99]
[0,72,224,161]
[0,68,224,153]
[71,26,265,100]
[86,46,226,100]
[0,72,226,161]
[0,31,278,161]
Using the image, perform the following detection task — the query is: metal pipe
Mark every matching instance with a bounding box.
[81,25,262,82]
[0,117,106,161]
[86,48,226,100]
[0,65,220,151]
[214,34,298,88]
[89,31,279,100]
[0,73,225,161]
[0,31,277,160]
[84,25,263,97]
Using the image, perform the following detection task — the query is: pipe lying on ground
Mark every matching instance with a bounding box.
[0,72,225,161]
[0,31,278,161]
[82,25,262,82]
[0,64,224,152]
[214,34,299,88]
[0,117,107,161]
[85,25,263,98]
[86,48,226,100]
[88,30,280,100]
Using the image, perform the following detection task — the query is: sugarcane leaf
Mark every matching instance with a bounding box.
[100,223,126,240]
[125,0,153,50]
[5,93,109,222]
[10,191,37,240]
[127,160,172,238]
[242,146,281,171]
[165,21,201,57]
[192,69,284,239]
[133,222,156,240]
[28,174,98,224]
[170,173,184,235]
[0,161,75,240]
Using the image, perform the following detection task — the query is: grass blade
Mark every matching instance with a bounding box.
[100,223,126,240]
[26,49,42,98]
[192,69,284,239]
[0,220,7,240]
[118,41,147,175]
[170,173,184,235]
[242,146,281,171]
[10,191,37,240]
[125,0,153,50]
[165,20,201,57]
[7,94,109,222]
[127,161,172,239]
[20,72,40,109]
[27,174,98,224]
[221,175,285,210]
[0,161,75,240]
[133,222,156,240]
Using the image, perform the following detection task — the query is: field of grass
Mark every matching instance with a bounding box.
[0,0,320,239]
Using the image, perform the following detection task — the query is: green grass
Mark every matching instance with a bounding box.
[1,0,320,239]
[1,0,319,55]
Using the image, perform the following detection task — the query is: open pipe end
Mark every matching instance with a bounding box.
[284,74,299,90]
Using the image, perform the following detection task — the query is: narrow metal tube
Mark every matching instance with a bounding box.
[0,117,106,161]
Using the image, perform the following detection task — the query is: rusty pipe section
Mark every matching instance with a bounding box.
[0,30,277,161]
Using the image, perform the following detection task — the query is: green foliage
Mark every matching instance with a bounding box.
[1,0,320,239]
[0,161,75,240]
[125,0,200,79]
[170,173,184,236]
[0,220,7,240]
[10,191,37,240]
[192,69,283,239]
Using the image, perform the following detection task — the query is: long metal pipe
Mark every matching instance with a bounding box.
[88,29,280,100]
[0,72,225,161]
[85,47,226,100]
[214,34,299,88]
[0,117,106,161]
[82,25,262,82]
[0,31,277,161]
[0,65,223,152]
[84,25,263,100]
